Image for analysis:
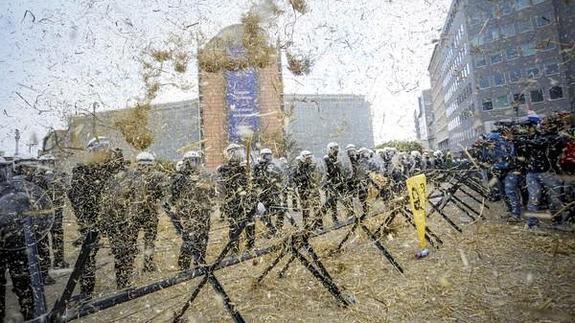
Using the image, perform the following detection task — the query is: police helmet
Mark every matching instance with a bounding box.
[260,148,273,162]
[86,136,111,152]
[327,142,339,154]
[136,151,155,165]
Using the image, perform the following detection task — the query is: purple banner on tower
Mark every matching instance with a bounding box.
[225,68,258,142]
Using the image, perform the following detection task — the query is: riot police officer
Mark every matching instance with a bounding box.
[217,144,257,254]
[68,137,125,298]
[355,147,372,214]
[38,154,69,269]
[13,155,56,286]
[344,144,360,214]
[1,156,54,321]
[253,148,284,234]
[410,151,423,174]
[170,151,215,268]
[132,152,166,272]
[99,163,138,289]
[292,150,323,230]
[322,142,346,224]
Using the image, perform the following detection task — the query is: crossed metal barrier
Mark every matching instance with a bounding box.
[25,167,492,323]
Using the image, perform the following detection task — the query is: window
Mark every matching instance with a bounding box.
[530,89,544,103]
[535,12,554,27]
[469,13,483,26]
[493,72,506,86]
[482,98,493,111]
[500,23,515,38]
[499,2,513,16]
[509,68,522,83]
[515,0,530,10]
[475,55,487,67]
[545,62,559,75]
[495,95,510,108]
[491,27,502,40]
[471,36,481,47]
[491,51,504,64]
[506,47,519,60]
[479,75,490,89]
[520,41,536,56]
[549,86,563,100]
[526,67,541,79]
[513,93,526,105]
[516,17,533,33]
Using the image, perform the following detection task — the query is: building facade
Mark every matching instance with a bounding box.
[415,89,435,150]
[49,94,373,169]
[284,94,374,159]
[553,0,575,114]
[57,99,201,169]
[429,0,573,152]
[429,44,450,151]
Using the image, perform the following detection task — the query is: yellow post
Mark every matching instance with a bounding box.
[406,174,427,250]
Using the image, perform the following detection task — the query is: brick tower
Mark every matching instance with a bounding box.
[198,24,284,169]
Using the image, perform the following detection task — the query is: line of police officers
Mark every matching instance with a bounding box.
[1,135,446,321]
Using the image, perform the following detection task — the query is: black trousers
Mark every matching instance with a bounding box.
[134,208,159,267]
[1,248,34,321]
[322,188,343,223]
[300,190,323,231]
[358,185,369,214]
[227,210,255,254]
[50,207,65,265]
[109,230,138,290]
[261,195,285,233]
[178,210,211,269]
[36,234,51,280]
[80,228,100,296]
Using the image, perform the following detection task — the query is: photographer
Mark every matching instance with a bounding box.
[483,131,522,222]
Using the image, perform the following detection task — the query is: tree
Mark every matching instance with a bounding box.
[375,140,423,152]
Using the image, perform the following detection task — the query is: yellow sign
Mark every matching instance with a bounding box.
[406,174,427,248]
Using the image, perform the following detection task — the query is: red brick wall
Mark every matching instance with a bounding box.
[258,53,285,155]
[200,51,284,169]
[200,71,227,168]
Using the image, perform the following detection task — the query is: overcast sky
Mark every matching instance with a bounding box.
[0,0,450,155]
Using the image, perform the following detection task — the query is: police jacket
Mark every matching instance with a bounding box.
[292,162,320,193]
[253,161,283,199]
[171,169,215,213]
[68,160,123,220]
[323,155,345,190]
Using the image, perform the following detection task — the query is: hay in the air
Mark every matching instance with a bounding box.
[150,49,172,62]
[114,102,153,150]
[198,13,275,73]
[173,52,189,73]
[241,13,274,68]
[286,52,312,75]
[289,0,308,14]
